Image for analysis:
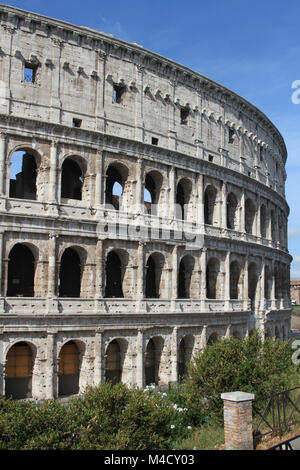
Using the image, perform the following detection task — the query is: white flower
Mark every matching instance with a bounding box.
[187,426,192,430]
[173,404,178,409]
[170,424,175,429]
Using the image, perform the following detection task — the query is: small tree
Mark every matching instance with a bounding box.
[185,332,297,422]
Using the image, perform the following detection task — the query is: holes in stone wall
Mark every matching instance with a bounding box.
[227,192,238,230]
[5,342,33,399]
[58,341,80,396]
[105,251,124,298]
[204,185,217,225]
[59,248,81,298]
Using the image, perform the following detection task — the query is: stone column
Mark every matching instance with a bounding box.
[171,245,178,311]
[256,195,261,238]
[45,332,56,399]
[48,140,58,204]
[136,329,144,388]
[221,391,255,450]
[95,239,103,300]
[169,166,176,220]
[136,242,144,312]
[136,158,144,212]
[0,133,6,196]
[200,248,207,306]
[94,149,103,207]
[197,174,204,228]
[94,330,103,385]
[171,326,178,383]
[47,233,57,298]
[0,230,4,297]
[240,189,245,233]
[224,250,230,309]
[243,255,249,311]
[221,181,227,229]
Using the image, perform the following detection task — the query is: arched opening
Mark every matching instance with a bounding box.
[105,251,124,298]
[7,244,35,297]
[207,333,219,345]
[177,255,194,299]
[9,151,37,200]
[245,198,256,234]
[260,204,267,238]
[227,192,238,230]
[275,326,280,339]
[248,262,258,308]
[61,158,84,200]
[105,340,122,385]
[178,336,194,379]
[206,258,220,299]
[5,342,33,399]
[264,265,272,299]
[230,260,241,299]
[204,185,217,225]
[271,210,276,241]
[58,341,80,397]
[145,253,164,299]
[59,248,81,298]
[145,337,164,386]
[105,163,128,210]
[176,179,192,220]
[144,171,163,215]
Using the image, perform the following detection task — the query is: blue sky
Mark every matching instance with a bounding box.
[5,0,300,276]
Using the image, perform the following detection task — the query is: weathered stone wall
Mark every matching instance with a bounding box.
[0,5,292,400]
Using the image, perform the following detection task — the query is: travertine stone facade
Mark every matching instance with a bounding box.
[0,5,292,399]
[291,279,300,304]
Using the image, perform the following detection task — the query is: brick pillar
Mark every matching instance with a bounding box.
[221,391,255,450]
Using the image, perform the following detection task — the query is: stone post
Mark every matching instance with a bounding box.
[136,329,144,388]
[221,391,255,450]
[0,133,6,196]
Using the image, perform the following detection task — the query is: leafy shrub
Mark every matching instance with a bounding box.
[185,332,298,422]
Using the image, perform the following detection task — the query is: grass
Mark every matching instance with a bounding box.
[173,422,224,450]
[293,305,300,316]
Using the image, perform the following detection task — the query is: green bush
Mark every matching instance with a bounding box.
[0,382,196,450]
[185,332,299,422]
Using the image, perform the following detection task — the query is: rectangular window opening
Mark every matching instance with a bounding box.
[152,137,159,146]
[208,155,214,162]
[72,118,82,128]
[180,107,189,125]
[24,63,37,83]
[113,84,125,104]
[228,129,235,144]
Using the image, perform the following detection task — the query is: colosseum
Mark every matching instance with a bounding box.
[0,4,292,400]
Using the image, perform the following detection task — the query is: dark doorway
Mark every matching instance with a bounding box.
[105,340,121,384]
[7,244,35,297]
[58,341,80,396]
[61,158,83,200]
[9,152,37,200]
[105,251,124,298]
[59,248,81,298]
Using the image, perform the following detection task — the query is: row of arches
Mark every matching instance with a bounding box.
[8,151,287,242]
[4,335,195,399]
[5,243,290,301]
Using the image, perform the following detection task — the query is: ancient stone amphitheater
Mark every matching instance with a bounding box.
[0,4,292,400]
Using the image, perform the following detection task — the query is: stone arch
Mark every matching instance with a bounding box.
[207,332,220,345]
[204,184,217,225]
[264,264,272,299]
[145,252,165,298]
[105,338,128,384]
[61,156,86,201]
[7,243,36,297]
[9,148,41,201]
[248,262,259,307]
[206,257,221,299]
[59,247,83,298]
[227,192,238,230]
[5,341,35,399]
[271,209,277,241]
[145,336,164,385]
[104,249,130,298]
[58,340,85,397]
[105,161,129,210]
[245,198,256,234]
[178,335,195,379]
[177,254,195,299]
[230,260,241,299]
[144,170,164,215]
[176,178,193,220]
[260,204,268,238]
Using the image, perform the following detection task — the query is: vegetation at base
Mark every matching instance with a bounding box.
[185,331,300,423]
[0,332,298,450]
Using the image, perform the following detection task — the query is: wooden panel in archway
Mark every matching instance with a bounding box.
[6,342,32,378]
[58,342,79,376]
